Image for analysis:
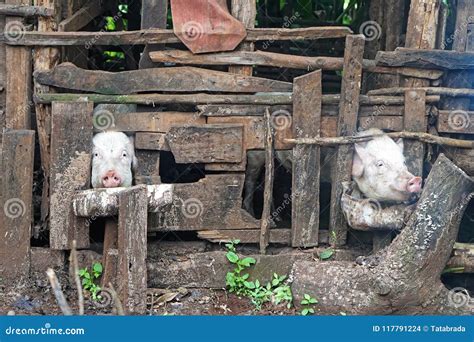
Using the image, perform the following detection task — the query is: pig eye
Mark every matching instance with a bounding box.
[93,152,99,158]
[376,160,385,167]
[122,152,127,158]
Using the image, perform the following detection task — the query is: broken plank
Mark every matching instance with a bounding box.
[34,63,292,94]
[437,110,474,134]
[329,35,365,247]
[50,101,92,250]
[404,90,427,176]
[291,70,322,248]
[0,130,35,280]
[117,185,148,314]
[376,48,474,69]
[58,0,103,32]
[166,124,243,164]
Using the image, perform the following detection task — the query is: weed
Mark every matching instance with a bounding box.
[300,293,318,315]
[79,262,103,302]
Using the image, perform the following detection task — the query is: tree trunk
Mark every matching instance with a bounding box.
[291,154,474,314]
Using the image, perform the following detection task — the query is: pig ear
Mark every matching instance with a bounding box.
[352,143,366,178]
[395,138,404,152]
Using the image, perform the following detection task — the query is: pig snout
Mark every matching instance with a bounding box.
[102,170,122,188]
[407,176,422,193]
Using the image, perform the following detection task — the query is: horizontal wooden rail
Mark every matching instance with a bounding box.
[0,4,53,17]
[376,48,474,69]
[368,87,474,97]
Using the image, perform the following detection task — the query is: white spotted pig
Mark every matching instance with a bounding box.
[91,131,137,188]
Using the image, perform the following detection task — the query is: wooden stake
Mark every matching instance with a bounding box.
[260,108,274,254]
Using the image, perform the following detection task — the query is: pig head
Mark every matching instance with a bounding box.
[91,132,137,188]
[352,128,422,203]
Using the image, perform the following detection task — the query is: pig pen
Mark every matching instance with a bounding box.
[0,0,473,316]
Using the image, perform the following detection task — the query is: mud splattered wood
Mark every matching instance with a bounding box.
[404,90,427,176]
[376,48,474,69]
[329,35,365,247]
[150,174,260,231]
[0,130,35,279]
[139,0,167,69]
[260,109,274,253]
[117,185,148,314]
[50,101,93,250]
[167,125,244,164]
[437,110,474,134]
[291,70,322,248]
[34,63,292,94]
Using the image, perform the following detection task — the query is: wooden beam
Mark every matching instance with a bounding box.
[149,49,443,80]
[0,130,35,280]
[139,0,168,69]
[198,229,291,244]
[329,35,365,247]
[0,4,54,16]
[437,110,474,134]
[260,108,274,254]
[403,90,427,176]
[50,101,92,250]
[34,63,292,94]
[34,93,440,105]
[117,186,148,314]
[58,0,103,32]
[376,48,474,69]
[229,0,256,76]
[368,87,474,97]
[4,27,353,46]
[291,70,322,248]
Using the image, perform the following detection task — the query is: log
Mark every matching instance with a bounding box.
[34,93,441,105]
[49,101,92,250]
[376,48,474,69]
[0,4,53,16]
[0,130,35,280]
[150,49,443,80]
[5,27,353,46]
[117,186,148,314]
[369,87,474,97]
[291,154,474,314]
[260,108,274,254]
[291,70,322,248]
[329,35,365,246]
[34,63,292,94]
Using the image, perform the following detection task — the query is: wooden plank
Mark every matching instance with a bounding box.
[101,220,118,288]
[50,101,92,250]
[139,0,168,69]
[0,130,35,279]
[166,124,243,164]
[150,174,260,231]
[329,35,365,247]
[135,151,161,185]
[149,49,443,79]
[93,111,205,133]
[376,48,474,69]
[58,0,103,32]
[368,87,474,97]
[0,0,5,141]
[291,70,322,248]
[403,90,427,176]
[358,116,403,131]
[437,110,474,134]
[5,0,32,130]
[117,185,148,314]
[34,63,292,94]
[0,4,54,16]
[35,92,440,106]
[135,132,169,151]
[260,108,274,253]
[6,27,353,46]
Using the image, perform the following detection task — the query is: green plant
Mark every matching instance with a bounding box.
[300,294,318,316]
[225,241,293,310]
[319,248,335,261]
[79,262,103,301]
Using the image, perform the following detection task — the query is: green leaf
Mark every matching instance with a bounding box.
[272,279,279,286]
[244,281,255,289]
[93,263,103,273]
[301,308,309,316]
[240,257,256,267]
[241,273,250,280]
[304,294,311,300]
[301,299,309,305]
[279,275,286,282]
[226,251,239,263]
[319,248,335,260]
[255,279,260,288]
[309,298,318,304]
[232,239,240,245]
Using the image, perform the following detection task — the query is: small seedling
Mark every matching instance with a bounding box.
[319,248,335,261]
[300,294,318,315]
[79,262,103,301]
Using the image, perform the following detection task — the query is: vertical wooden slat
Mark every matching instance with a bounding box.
[259,108,274,254]
[291,70,322,248]
[117,185,148,315]
[0,130,35,279]
[5,0,32,130]
[329,35,365,247]
[0,0,6,140]
[50,101,93,250]
[229,0,256,76]
[139,0,168,69]
[404,89,427,176]
[101,219,118,288]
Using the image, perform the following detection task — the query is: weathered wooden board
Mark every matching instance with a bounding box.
[34,63,292,94]
[358,116,403,131]
[135,132,169,151]
[0,130,35,280]
[260,108,274,253]
[101,220,118,288]
[166,124,243,164]
[437,110,474,134]
[171,0,246,53]
[329,35,365,247]
[135,150,161,185]
[150,174,260,231]
[0,4,54,16]
[117,186,148,315]
[404,90,427,176]
[93,111,205,133]
[139,0,168,69]
[58,0,102,31]
[291,70,322,248]
[50,101,92,250]
[149,49,443,79]
[5,27,353,46]
[376,48,474,69]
